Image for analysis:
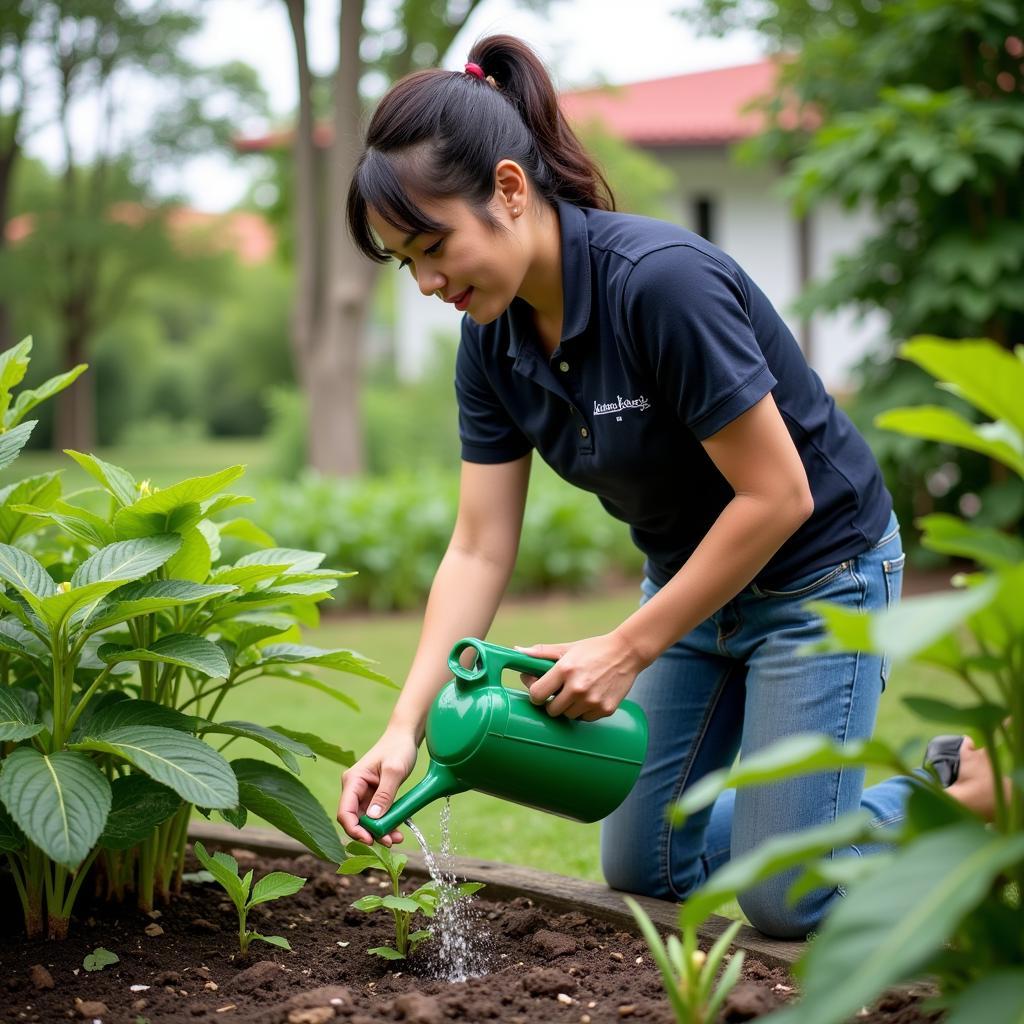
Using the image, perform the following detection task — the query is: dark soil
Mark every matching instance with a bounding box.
[0,847,942,1024]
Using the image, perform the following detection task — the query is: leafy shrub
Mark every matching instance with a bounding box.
[670,337,1024,1024]
[245,462,641,610]
[0,338,387,939]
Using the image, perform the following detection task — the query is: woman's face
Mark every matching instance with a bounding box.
[367,195,526,325]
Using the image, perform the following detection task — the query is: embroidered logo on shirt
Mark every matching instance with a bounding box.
[592,394,651,418]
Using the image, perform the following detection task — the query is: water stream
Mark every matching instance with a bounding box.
[405,800,490,981]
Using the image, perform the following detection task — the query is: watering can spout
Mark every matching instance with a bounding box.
[358,761,468,841]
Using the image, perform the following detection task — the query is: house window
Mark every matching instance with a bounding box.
[692,196,716,244]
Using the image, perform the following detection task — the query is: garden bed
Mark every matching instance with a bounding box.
[0,825,942,1024]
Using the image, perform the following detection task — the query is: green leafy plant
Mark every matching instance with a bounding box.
[338,840,483,960]
[0,339,393,939]
[83,947,119,971]
[625,898,744,1024]
[670,337,1024,1024]
[192,841,305,956]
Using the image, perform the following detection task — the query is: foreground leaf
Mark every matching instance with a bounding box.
[269,725,354,767]
[100,775,182,850]
[232,758,345,863]
[199,721,314,774]
[771,824,1024,1024]
[0,748,111,868]
[249,871,306,907]
[99,633,230,678]
[71,726,238,809]
[0,688,43,741]
[83,947,119,972]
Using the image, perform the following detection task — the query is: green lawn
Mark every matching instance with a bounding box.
[11,438,274,497]
[214,586,956,883]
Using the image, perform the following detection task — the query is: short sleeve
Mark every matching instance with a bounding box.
[623,245,777,439]
[455,317,533,464]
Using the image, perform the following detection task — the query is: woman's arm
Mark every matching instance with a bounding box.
[520,394,813,719]
[337,455,529,843]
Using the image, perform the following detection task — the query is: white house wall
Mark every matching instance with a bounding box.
[391,147,886,393]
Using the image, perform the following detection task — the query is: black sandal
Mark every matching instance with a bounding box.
[923,734,964,788]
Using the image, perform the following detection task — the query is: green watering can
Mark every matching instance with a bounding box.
[359,637,649,841]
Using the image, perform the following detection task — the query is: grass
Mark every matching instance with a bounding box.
[213,584,958,885]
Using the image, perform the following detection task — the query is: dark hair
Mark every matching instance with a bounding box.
[346,34,615,263]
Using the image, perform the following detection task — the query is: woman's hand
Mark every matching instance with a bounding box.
[337,728,419,847]
[515,632,646,721]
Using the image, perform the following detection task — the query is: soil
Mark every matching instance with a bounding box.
[0,847,942,1024]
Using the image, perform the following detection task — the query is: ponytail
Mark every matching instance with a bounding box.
[347,34,615,263]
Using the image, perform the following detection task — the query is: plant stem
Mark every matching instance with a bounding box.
[63,665,113,737]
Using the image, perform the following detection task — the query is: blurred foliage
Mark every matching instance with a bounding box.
[692,0,1024,555]
[242,461,641,612]
[0,0,267,449]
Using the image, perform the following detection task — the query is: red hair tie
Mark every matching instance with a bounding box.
[464,62,485,80]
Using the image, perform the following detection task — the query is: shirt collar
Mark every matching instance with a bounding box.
[506,199,592,359]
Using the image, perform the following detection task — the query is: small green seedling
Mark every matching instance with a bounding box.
[192,841,306,956]
[83,947,119,972]
[625,897,745,1024]
[338,840,483,960]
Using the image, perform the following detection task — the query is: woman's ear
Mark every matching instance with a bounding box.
[493,159,528,215]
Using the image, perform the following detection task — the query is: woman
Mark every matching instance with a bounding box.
[337,35,984,938]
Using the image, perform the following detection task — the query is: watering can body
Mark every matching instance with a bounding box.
[358,638,649,841]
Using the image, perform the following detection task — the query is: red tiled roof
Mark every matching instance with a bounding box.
[560,60,781,146]
[235,59,784,153]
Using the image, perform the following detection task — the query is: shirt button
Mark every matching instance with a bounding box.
[579,427,589,439]
[558,360,570,373]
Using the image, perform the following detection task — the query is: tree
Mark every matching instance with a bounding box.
[283,0,522,477]
[691,0,1024,545]
[0,1,266,451]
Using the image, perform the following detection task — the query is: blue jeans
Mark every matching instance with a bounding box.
[601,512,913,938]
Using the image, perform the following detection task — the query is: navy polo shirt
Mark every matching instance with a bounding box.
[455,199,892,588]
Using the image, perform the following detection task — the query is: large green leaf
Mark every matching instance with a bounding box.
[199,721,314,774]
[9,364,87,426]
[809,577,999,663]
[232,758,345,863]
[0,472,63,544]
[673,735,910,822]
[38,580,147,632]
[164,526,211,583]
[771,825,1024,1024]
[0,617,47,658]
[113,466,245,537]
[64,451,138,507]
[942,970,1024,1024]
[678,813,876,927]
[249,871,306,907]
[876,406,1024,477]
[208,564,291,589]
[99,633,230,678]
[0,747,111,868]
[71,726,237,808]
[0,687,43,740]
[235,548,325,572]
[202,494,255,518]
[256,643,394,686]
[0,337,31,400]
[917,513,1024,569]
[216,518,275,548]
[71,535,182,588]
[269,725,354,767]
[900,337,1024,440]
[12,501,114,547]
[99,775,182,850]
[85,579,237,631]
[0,421,37,472]
[77,695,199,738]
[0,544,56,599]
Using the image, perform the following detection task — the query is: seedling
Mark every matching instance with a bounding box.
[192,841,306,956]
[338,840,483,960]
[83,947,119,971]
[625,897,744,1024]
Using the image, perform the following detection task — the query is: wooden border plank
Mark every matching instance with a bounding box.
[187,822,804,969]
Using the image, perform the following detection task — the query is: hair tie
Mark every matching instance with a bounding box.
[464,62,485,80]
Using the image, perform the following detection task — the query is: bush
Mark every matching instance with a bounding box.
[245,462,641,611]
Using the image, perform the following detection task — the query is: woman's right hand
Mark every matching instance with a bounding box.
[337,727,419,846]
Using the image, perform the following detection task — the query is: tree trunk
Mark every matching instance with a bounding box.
[54,319,94,451]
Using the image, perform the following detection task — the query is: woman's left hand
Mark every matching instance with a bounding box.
[515,633,645,721]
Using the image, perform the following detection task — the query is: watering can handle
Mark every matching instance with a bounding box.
[448,637,555,687]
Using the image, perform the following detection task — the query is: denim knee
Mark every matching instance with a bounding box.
[736,873,827,939]
[601,830,705,901]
